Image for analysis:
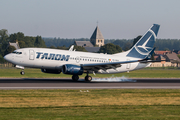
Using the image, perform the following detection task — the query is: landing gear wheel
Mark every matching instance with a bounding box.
[72,75,79,81]
[20,71,25,75]
[85,76,92,82]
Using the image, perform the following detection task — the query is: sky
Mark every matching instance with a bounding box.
[1,0,180,39]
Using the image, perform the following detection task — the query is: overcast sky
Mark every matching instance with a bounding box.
[1,0,180,39]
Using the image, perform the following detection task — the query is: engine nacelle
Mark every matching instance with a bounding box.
[62,64,83,75]
[41,69,61,74]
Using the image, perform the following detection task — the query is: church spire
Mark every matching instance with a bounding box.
[90,25,104,47]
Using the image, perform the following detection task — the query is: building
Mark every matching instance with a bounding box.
[164,52,180,67]
[90,26,104,47]
[74,25,104,52]
[74,41,94,47]
[150,51,180,67]
[7,41,20,50]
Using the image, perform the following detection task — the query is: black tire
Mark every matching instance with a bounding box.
[20,71,25,75]
[85,76,92,82]
[72,75,79,81]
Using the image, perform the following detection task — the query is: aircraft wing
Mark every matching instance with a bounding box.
[82,59,165,72]
[82,60,139,72]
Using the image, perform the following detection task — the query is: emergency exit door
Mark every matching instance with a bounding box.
[29,50,34,60]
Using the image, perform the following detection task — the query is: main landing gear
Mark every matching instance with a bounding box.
[20,69,25,75]
[85,71,92,82]
[85,75,92,82]
[71,73,92,82]
[72,75,79,81]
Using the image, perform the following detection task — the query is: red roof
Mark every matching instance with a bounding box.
[154,51,170,55]
[154,55,159,59]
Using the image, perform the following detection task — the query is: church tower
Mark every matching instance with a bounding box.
[90,26,104,47]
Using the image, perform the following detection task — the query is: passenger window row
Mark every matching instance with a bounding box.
[70,57,110,63]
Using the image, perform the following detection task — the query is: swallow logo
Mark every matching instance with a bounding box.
[134,29,156,55]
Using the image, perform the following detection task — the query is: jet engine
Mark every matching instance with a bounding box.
[41,69,61,74]
[62,64,83,75]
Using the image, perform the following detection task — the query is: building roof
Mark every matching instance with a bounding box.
[9,42,20,49]
[90,26,104,40]
[164,52,180,62]
[154,51,170,55]
[84,47,100,53]
[74,41,94,47]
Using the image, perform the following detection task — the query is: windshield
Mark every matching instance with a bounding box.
[12,51,22,54]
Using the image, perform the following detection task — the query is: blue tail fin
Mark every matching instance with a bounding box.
[127,24,160,59]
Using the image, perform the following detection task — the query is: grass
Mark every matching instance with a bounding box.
[0,106,180,120]
[0,68,180,78]
[0,89,180,119]
[1,68,180,119]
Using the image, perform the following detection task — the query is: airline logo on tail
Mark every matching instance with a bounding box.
[127,24,160,58]
[135,29,156,55]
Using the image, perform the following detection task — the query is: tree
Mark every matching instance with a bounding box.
[0,29,8,43]
[132,35,142,46]
[56,46,68,50]
[177,54,180,59]
[49,46,56,49]
[9,33,18,42]
[0,29,9,57]
[0,54,6,63]
[123,42,132,51]
[18,41,26,48]
[0,29,9,50]
[164,48,169,51]
[73,45,87,52]
[4,46,16,55]
[98,43,122,54]
[34,36,46,48]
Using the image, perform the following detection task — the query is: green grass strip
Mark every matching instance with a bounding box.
[0,89,180,119]
[0,68,180,78]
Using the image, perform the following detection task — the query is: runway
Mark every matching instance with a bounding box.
[0,78,180,89]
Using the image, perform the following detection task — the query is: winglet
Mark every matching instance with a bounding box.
[69,45,74,51]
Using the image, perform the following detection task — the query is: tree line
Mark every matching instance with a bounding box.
[0,29,46,62]
[43,37,180,51]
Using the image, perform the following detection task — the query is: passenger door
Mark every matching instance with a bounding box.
[29,49,34,60]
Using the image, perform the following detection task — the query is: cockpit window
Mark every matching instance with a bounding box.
[17,52,22,54]
[12,51,22,54]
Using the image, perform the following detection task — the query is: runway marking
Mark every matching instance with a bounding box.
[0,86,180,89]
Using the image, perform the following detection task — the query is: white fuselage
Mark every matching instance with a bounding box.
[4,48,150,74]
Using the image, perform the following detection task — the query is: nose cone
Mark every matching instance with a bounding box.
[4,54,11,62]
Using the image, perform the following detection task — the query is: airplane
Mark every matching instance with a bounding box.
[4,24,160,82]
